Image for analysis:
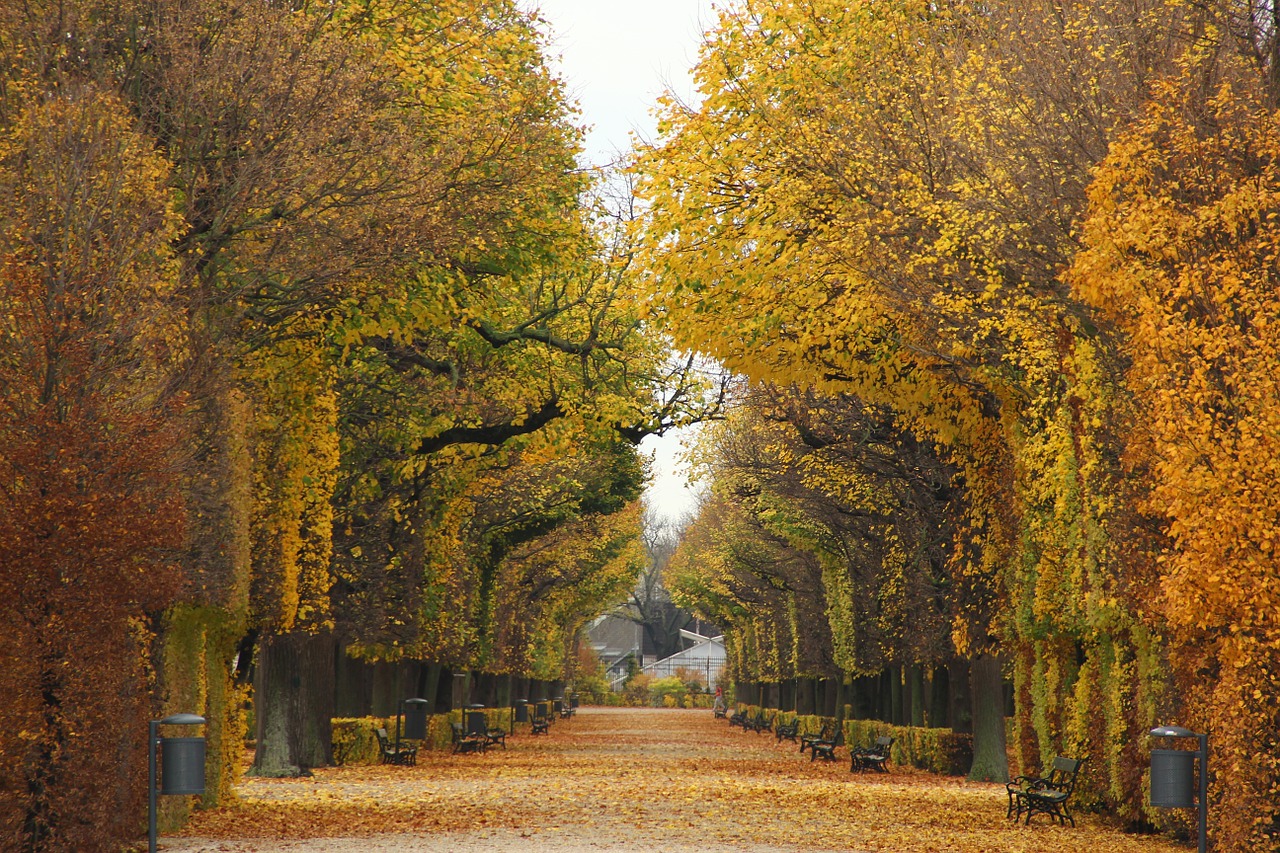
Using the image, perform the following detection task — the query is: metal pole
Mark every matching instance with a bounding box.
[394,698,404,754]
[1198,733,1208,853]
[148,720,159,853]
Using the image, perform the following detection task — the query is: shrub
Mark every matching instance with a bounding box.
[674,666,708,694]
[331,717,395,765]
[575,672,611,704]
[843,720,973,775]
[649,676,688,707]
[621,672,653,706]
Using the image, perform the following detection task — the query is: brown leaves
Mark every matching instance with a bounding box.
[180,708,1184,852]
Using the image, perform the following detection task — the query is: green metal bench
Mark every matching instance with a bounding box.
[375,727,418,765]
[1006,756,1086,826]
[775,718,799,744]
[449,722,485,755]
[850,735,894,773]
[800,722,836,756]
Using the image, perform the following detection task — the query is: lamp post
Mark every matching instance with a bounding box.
[148,713,206,853]
[1150,725,1208,853]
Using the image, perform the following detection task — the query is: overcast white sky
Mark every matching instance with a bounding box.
[523,0,718,524]
[528,0,716,168]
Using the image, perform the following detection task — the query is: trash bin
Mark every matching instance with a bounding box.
[160,737,206,795]
[1151,749,1196,808]
[403,698,429,740]
[514,700,528,722]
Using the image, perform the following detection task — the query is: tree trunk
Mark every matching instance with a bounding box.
[797,678,814,715]
[419,663,443,711]
[249,630,334,777]
[967,653,1009,783]
[908,663,926,726]
[888,666,903,725]
[948,658,972,734]
[928,665,950,728]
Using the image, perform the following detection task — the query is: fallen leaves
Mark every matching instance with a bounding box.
[179,708,1185,852]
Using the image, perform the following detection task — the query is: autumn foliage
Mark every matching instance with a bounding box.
[636,0,1280,848]
[0,0,704,848]
[0,90,186,848]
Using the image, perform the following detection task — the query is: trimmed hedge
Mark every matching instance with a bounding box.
[331,717,395,765]
[843,720,973,775]
[332,708,516,764]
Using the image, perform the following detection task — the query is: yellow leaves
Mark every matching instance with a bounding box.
[181,708,1189,853]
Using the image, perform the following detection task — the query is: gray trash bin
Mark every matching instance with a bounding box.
[403,698,429,740]
[160,737,205,795]
[1150,748,1195,808]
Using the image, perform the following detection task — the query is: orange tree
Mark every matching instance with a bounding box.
[0,89,188,850]
[634,0,1272,822]
[0,0,714,841]
[1070,40,1280,848]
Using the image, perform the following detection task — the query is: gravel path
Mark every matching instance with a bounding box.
[161,707,1184,853]
[163,708,860,853]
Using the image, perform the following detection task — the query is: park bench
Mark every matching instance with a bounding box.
[1006,756,1086,826]
[800,722,836,756]
[466,710,506,749]
[850,735,894,773]
[451,721,486,754]
[774,718,799,744]
[728,708,748,728]
[808,724,841,762]
[530,703,551,735]
[714,705,727,719]
[375,727,418,765]
[747,709,772,734]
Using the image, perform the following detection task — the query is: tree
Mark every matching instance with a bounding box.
[0,86,186,852]
[1070,44,1280,847]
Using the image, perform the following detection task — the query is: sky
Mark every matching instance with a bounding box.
[523,0,719,524]
[528,0,717,168]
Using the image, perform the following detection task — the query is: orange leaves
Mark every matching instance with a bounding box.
[178,708,1188,853]
[1068,50,1280,852]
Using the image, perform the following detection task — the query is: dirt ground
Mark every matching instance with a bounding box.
[163,707,1187,853]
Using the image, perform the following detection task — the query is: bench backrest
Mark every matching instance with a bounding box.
[875,735,894,751]
[1048,756,1085,792]
[375,728,394,753]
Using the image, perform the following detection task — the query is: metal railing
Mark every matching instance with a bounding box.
[609,655,723,691]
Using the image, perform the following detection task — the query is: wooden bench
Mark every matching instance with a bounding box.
[774,718,799,744]
[850,735,894,773]
[1007,756,1086,826]
[375,727,418,765]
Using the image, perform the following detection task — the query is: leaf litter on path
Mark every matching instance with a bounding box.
[169,707,1187,853]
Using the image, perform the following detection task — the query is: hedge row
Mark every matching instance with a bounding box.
[842,719,972,776]
[728,707,972,776]
[331,708,517,765]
